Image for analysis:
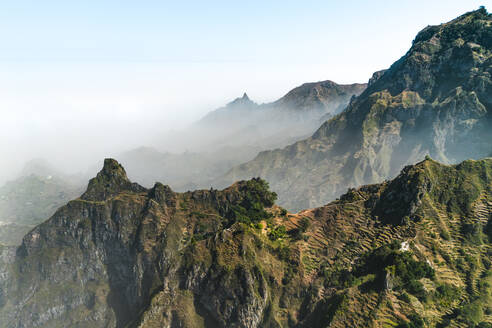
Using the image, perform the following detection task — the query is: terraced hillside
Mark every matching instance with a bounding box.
[1,157,492,327]
[222,8,492,211]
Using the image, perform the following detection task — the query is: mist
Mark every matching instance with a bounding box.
[2,1,481,185]
[0,0,484,191]
[0,59,372,187]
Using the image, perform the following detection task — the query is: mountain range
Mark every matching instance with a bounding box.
[192,80,366,151]
[0,80,365,244]
[114,80,366,190]
[0,8,491,328]
[221,8,492,211]
[1,155,492,327]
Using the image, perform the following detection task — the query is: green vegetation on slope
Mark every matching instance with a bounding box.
[223,8,492,211]
[2,156,492,327]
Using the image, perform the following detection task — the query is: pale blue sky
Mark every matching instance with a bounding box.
[0,0,489,179]
[0,1,488,64]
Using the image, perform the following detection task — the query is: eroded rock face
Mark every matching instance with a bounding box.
[2,157,492,327]
[1,9,492,327]
[81,158,147,201]
[222,9,492,211]
[0,160,281,328]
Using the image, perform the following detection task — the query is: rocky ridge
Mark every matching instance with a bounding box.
[222,8,492,211]
[1,157,492,327]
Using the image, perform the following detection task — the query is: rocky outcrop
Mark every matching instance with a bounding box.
[0,160,280,327]
[2,157,492,327]
[81,158,146,201]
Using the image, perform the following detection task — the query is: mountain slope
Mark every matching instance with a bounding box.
[117,81,366,192]
[270,80,366,113]
[0,79,364,245]
[222,8,492,211]
[2,157,492,327]
[0,161,83,245]
[192,80,366,151]
[198,81,366,126]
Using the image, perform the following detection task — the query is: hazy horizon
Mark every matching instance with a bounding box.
[0,1,488,183]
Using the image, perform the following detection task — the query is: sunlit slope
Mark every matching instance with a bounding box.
[1,157,492,327]
[222,8,492,211]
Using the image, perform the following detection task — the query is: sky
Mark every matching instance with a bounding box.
[0,0,489,182]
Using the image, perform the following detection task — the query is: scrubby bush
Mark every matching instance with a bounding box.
[225,178,277,225]
[459,301,484,325]
[269,225,287,241]
[434,284,461,308]
[288,217,310,240]
[356,241,434,297]
[322,268,359,289]
[396,314,425,328]
[462,221,483,245]
[477,322,492,328]
[485,218,492,243]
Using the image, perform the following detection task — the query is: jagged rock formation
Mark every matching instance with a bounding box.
[2,157,492,327]
[222,8,492,211]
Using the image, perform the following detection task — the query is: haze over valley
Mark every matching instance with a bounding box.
[1,2,491,327]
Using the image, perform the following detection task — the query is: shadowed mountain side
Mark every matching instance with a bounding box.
[2,157,492,327]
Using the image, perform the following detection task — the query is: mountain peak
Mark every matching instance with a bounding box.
[226,92,255,108]
[81,158,146,201]
[100,158,127,178]
[369,6,491,100]
[225,10,492,210]
[273,80,367,112]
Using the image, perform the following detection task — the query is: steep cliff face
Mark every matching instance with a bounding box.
[222,8,492,211]
[0,159,280,328]
[2,157,492,327]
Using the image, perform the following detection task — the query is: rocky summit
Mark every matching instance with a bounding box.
[1,156,492,327]
[222,8,492,211]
